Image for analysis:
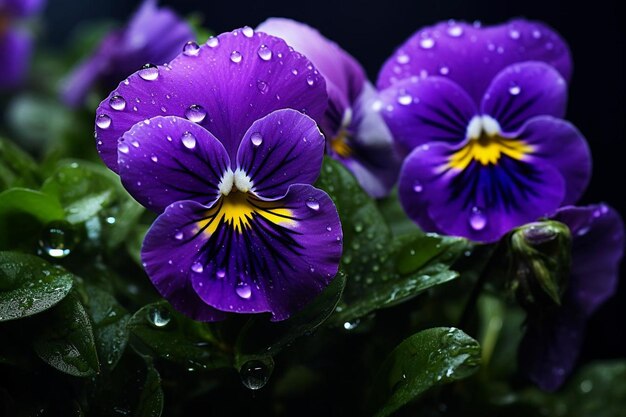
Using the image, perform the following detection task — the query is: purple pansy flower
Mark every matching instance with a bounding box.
[377,19,591,242]
[257,18,399,198]
[95,28,342,321]
[519,204,624,391]
[0,0,44,89]
[62,0,193,107]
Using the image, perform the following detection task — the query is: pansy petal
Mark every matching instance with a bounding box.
[378,76,477,152]
[177,184,342,320]
[377,19,572,104]
[482,61,567,132]
[118,116,230,212]
[554,204,624,315]
[345,83,400,197]
[0,29,31,89]
[236,109,325,199]
[518,116,591,205]
[257,17,365,107]
[95,29,327,172]
[399,141,566,242]
[141,200,228,321]
[519,204,624,390]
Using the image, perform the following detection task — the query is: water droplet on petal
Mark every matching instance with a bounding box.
[118,142,130,154]
[439,65,450,75]
[469,207,487,231]
[291,68,299,75]
[306,75,315,86]
[306,198,320,211]
[447,25,463,37]
[420,38,435,49]
[149,306,171,327]
[236,282,252,299]
[396,53,410,64]
[216,268,226,279]
[174,231,183,240]
[508,84,521,95]
[206,36,219,48]
[191,262,204,273]
[250,132,263,146]
[138,63,159,81]
[39,220,77,259]
[532,29,542,39]
[256,79,268,94]
[509,29,521,39]
[397,91,412,105]
[96,114,112,129]
[181,132,197,149]
[109,95,126,111]
[257,44,272,61]
[183,41,200,57]
[230,50,243,63]
[150,155,158,162]
[242,26,254,38]
[413,181,423,193]
[185,104,207,123]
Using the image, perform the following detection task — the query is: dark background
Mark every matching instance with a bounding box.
[44,0,626,360]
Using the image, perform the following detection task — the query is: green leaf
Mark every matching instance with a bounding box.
[127,301,231,370]
[369,327,481,417]
[40,161,119,224]
[84,283,130,371]
[235,270,346,365]
[34,292,100,376]
[0,188,65,224]
[0,138,40,190]
[135,361,165,417]
[330,232,469,326]
[0,251,74,322]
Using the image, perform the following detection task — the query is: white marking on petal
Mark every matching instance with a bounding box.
[466,116,483,139]
[218,169,235,195]
[481,115,502,136]
[233,168,254,193]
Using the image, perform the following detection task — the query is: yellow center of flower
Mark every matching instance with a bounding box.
[448,115,533,170]
[330,129,353,159]
[199,169,295,235]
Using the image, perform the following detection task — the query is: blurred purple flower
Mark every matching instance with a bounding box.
[519,204,624,391]
[257,18,399,198]
[0,0,45,89]
[377,19,591,242]
[61,0,193,107]
[95,28,342,321]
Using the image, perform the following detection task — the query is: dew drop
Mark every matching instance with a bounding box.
[183,41,200,56]
[509,29,521,39]
[306,198,320,211]
[242,26,254,38]
[138,63,159,81]
[447,25,463,37]
[236,282,252,299]
[185,104,207,123]
[250,132,263,146]
[508,85,521,96]
[469,207,487,231]
[216,268,226,279]
[291,68,299,75]
[257,44,272,61]
[174,231,183,240]
[413,181,423,193]
[109,95,126,111]
[240,359,273,390]
[396,53,410,64]
[191,262,204,273]
[150,155,158,163]
[256,79,268,94]
[230,50,243,63]
[397,91,412,106]
[439,65,450,75]
[181,131,197,149]
[96,114,112,129]
[206,36,219,48]
[306,75,315,86]
[148,306,171,328]
[39,221,77,259]
[532,29,542,39]
[420,37,435,49]
[118,142,130,154]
